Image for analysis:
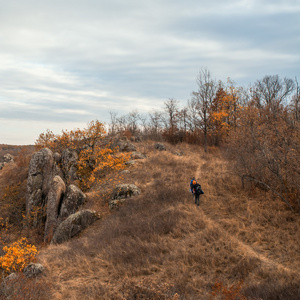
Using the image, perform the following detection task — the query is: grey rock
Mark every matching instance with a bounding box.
[155,143,166,151]
[59,184,86,219]
[174,151,185,156]
[53,152,62,164]
[51,210,100,244]
[44,175,66,243]
[23,263,44,278]
[26,148,54,213]
[111,184,141,200]
[61,149,79,183]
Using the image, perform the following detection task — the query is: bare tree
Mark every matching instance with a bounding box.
[192,68,217,151]
[148,110,163,140]
[109,111,118,134]
[127,110,140,135]
[291,77,300,122]
[253,75,295,108]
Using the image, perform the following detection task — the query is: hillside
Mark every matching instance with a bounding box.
[1,141,300,299]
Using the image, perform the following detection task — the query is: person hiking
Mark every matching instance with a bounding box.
[191,181,204,206]
[190,177,196,193]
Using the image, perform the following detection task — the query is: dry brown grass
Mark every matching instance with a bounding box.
[2,141,299,299]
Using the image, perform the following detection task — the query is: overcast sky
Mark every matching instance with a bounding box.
[1,0,299,145]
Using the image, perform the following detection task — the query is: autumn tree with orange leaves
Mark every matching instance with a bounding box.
[209,79,242,146]
[35,120,130,190]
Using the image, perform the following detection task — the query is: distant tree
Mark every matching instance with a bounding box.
[252,75,295,109]
[162,98,180,143]
[109,111,118,135]
[148,110,163,140]
[192,68,217,151]
[226,105,300,212]
[290,77,300,123]
[127,110,140,136]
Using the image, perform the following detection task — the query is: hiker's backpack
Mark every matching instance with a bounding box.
[195,185,204,195]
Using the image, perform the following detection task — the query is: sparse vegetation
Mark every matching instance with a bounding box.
[0,72,299,298]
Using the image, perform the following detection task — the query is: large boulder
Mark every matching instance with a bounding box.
[59,184,86,219]
[111,184,141,200]
[44,175,66,243]
[26,148,54,213]
[51,210,100,244]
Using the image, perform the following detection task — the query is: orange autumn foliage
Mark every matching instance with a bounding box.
[35,120,130,190]
[0,237,38,275]
[209,80,242,146]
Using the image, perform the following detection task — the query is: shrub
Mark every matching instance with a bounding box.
[0,237,38,275]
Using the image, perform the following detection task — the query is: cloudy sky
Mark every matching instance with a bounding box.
[1,0,299,145]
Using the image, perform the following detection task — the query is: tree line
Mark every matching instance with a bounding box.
[108,69,300,212]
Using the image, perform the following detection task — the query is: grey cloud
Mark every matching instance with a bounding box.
[0,0,299,144]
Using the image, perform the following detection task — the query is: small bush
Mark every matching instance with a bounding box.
[0,237,38,275]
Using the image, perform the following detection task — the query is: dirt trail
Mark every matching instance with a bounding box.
[194,168,298,276]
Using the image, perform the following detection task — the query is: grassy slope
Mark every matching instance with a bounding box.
[35,141,300,299]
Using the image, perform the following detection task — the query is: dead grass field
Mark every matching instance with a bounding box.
[2,141,300,299]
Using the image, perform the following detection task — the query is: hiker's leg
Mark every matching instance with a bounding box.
[197,195,200,206]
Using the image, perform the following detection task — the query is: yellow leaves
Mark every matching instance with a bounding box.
[0,237,38,275]
[77,145,130,190]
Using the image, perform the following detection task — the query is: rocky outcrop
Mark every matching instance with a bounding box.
[111,184,141,200]
[61,149,79,183]
[51,210,100,244]
[59,184,86,219]
[27,148,54,213]
[44,176,66,243]
[23,263,44,278]
[26,148,89,244]
[155,143,166,151]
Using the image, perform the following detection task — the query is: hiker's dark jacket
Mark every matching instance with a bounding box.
[192,183,204,195]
